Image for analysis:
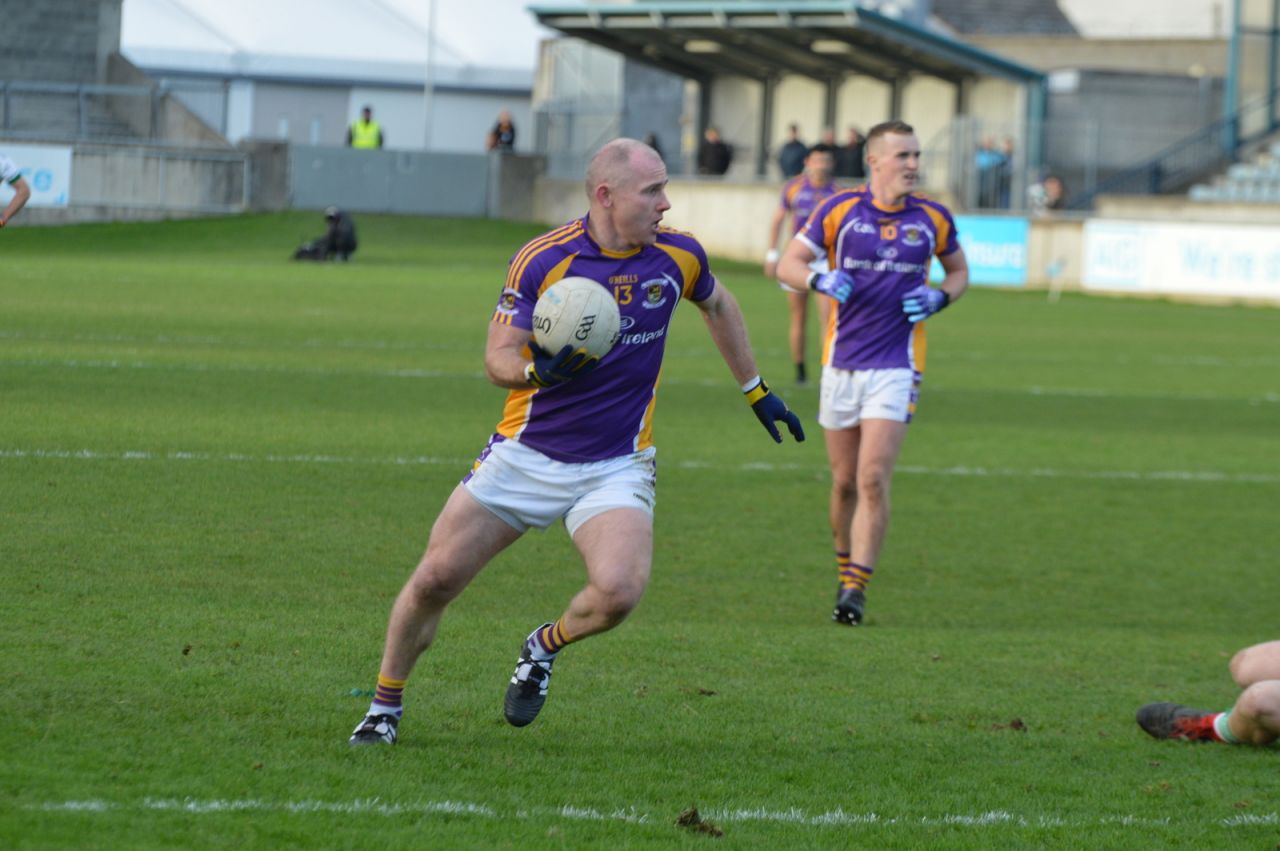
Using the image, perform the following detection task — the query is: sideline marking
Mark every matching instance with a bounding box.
[23,798,1275,830]
[3,447,1278,485]
[2,356,1277,403]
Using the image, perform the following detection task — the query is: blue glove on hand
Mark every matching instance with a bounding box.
[525,342,600,388]
[744,378,805,444]
[807,269,855,304]
[901,284,950,323]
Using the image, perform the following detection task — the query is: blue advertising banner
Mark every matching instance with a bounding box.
[0,143,72,207]
[930,215,1028,287]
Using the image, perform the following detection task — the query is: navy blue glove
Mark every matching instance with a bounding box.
[744,378,805,444]
[807,269,855,303]
[525,342,600,388]
[901,284,950,323]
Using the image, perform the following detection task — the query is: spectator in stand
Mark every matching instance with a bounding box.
[697,127,733,176]
[778,123,808,178]
[488,111,517,152]
[837,126,866,180]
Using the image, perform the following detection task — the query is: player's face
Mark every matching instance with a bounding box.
[805,151,835,183]
[868,132,920,200]
[611,153,671,249]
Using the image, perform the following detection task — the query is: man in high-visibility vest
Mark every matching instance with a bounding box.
[346,106,383,149]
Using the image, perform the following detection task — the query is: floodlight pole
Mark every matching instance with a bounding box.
[423,0,437,151]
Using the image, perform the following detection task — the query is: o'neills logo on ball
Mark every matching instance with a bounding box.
[574,314,598,341]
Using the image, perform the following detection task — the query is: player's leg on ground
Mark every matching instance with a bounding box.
[503,508,653,727]
[1229,640,1280,687]
[1227,680,1280,744]
[352,486,522,744]
[847,418,908,567]
[564,507,654,638]
[785,289,810,383]
[381,486,523,678]
[825,426,870,623]
[824,425,862,556]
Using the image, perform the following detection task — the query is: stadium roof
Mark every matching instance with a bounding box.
[527,1,1045,85]
[121,0,535,90]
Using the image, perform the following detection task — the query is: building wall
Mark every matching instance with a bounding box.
[835,76,893,136]
[706,77,763,179]
[252,83,349,146]
[620,60,685,171]
[769,74,826,169]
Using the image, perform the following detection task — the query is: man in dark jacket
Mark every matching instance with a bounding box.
[697,127,733,176]
[294,207,358,261]
[777,124,808,178]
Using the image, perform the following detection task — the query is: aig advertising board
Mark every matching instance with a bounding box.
[1084,219,1280,300]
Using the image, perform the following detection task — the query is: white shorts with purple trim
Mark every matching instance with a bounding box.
[818,366,920,429]
[462,438,656,536]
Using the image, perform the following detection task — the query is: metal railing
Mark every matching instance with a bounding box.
[1066,89,1280,209]
[0,79,229,146]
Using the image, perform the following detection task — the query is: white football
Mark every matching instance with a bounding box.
[532,276,621,360]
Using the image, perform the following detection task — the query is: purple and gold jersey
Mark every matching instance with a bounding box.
[780,175,841,235]
[490,215,716,463]
[797,188,958,372]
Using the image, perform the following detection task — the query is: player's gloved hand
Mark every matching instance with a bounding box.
[901,284,950,323]
[744,377,805,444]
[807,269,855,303]
[525,342,600,388]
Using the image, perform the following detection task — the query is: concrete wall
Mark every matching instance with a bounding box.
[0,0,121,84]
[71,143,245,210]
[240,140,291,212]
[486,152,548,223]
[105,53,229,148]
[287,145,489,216]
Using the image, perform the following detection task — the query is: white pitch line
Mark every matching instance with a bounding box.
[3,356,1279,402]
[7,329,1280,371]
[22,798,1276,831]
[3,447,1278,485]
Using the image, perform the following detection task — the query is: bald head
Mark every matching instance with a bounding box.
[585,138,662,199]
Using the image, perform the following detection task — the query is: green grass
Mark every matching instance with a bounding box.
[1,212,1278,849]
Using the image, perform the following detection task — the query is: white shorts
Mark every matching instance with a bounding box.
[818,366,920,429]
[462,438,656,536]
[778,257,830,294]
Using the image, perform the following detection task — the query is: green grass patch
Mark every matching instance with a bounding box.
[1,213,1278,849]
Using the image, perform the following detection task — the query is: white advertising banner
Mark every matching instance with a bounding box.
[0,143,73,207]
[1083,219,1280,299]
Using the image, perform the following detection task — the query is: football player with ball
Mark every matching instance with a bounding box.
[350,137,803,746]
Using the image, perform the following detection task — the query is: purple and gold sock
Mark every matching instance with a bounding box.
[529,619,574,661]
[368,673,406,718]
[838,551,874,591]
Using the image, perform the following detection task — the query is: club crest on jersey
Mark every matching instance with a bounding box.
[496,288,519,314]
[901,224,927,246]
[641,274,678,309]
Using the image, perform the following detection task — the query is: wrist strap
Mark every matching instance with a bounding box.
[743,377,770,405]
[524,362,540,387]
[806,271,821,291]
[939,289,951,309]
[765,248,779,263]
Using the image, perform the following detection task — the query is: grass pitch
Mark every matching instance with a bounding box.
[1,212,1278,849]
